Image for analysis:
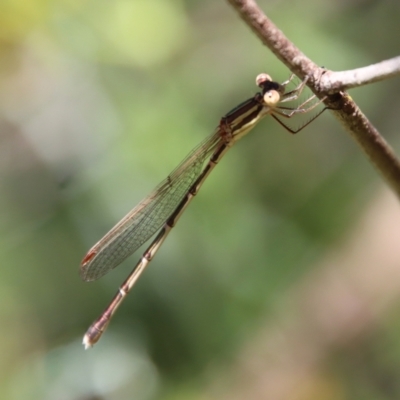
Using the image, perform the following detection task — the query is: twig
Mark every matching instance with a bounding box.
[226,0,320,81]
[319,57,400,93]
[227,0,400,198]
[331,94,400,195]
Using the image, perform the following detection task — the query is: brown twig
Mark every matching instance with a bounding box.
[227,0,400,198]
[319,57,400,93]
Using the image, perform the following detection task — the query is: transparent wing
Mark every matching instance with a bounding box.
[80,129,221,281]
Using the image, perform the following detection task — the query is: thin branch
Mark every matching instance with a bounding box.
[319,56,400,93]
[226,0,320,81]
[331,94,400,195]
[227,0,400,198]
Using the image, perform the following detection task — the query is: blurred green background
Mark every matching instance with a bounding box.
[1,0,400,399]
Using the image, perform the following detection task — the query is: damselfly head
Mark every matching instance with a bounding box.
[256,73,272,88]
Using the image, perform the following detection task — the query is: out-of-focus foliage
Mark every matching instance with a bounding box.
[1,0,400,399]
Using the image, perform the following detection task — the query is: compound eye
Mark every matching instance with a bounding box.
[263,90,280,106]
[256,73,272,87]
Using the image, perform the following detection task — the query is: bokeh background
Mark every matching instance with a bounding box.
[1,0,400,399]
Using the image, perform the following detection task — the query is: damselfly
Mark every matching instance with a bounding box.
[81,73,325,348]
